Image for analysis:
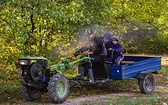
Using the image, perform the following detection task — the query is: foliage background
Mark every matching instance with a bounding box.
[0,0,167,103]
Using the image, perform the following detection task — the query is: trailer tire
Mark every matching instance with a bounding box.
[138,74,155,94]
[47,73,69,103]
[21,85,42,101]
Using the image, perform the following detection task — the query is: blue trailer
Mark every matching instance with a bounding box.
[108,56,161,94]
[110,56,161,80]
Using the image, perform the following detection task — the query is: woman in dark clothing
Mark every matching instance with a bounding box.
[103,33,112,58]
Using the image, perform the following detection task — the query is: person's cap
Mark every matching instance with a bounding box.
[85,29,93,36]
[111,35,119,41]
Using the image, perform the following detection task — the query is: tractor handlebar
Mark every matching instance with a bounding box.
[49,55,94,73]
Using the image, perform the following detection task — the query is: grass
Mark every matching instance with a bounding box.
[0,80,22,103]
[82,97,168,105]
[160,66,168,73]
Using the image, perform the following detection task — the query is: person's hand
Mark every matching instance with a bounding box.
[109,48,113,51]
[83,51,93,55]
[88,52,93,55]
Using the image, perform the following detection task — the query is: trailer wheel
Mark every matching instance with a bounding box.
[138,74,155,94]
[21,85,42,101]
[47,73,69,103]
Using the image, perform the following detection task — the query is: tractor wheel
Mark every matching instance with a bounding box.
[21,85,42,101]
[47,73,69,103]
[138,74,155,94]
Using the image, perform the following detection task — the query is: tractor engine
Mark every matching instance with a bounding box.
[18,55,92,102]
[18,57,49,88]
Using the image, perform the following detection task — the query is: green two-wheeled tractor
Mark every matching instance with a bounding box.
[18,55,95,103]
[18,54,162,103]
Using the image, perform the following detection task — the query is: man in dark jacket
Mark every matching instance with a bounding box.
[76,29,107,83]
[83,29,105,61]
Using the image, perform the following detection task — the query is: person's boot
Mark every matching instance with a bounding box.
[76,66,84,80]
[88,69,94,83]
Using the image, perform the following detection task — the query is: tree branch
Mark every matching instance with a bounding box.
[30,14,34,33]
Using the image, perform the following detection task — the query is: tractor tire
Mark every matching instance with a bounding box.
[21,85,42,101]
[47,73,69,103]
[138,74,155,94]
